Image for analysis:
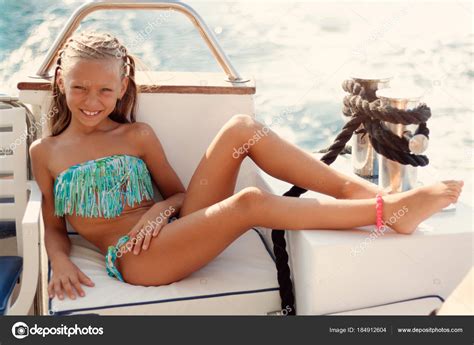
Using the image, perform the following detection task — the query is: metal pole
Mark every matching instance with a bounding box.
[36,0,245,82]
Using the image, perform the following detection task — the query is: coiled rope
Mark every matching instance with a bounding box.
[271,79,432,315]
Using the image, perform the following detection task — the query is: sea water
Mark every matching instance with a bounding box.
[0,0,472,203]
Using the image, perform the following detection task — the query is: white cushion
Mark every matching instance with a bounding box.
[49,230,281,315]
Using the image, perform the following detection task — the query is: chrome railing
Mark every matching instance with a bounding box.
[36,0,246,82]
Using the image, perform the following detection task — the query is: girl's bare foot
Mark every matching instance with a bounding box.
[382,180,464,235]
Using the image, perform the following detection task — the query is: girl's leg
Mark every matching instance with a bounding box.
[120,181,462,286]
[180,114,378,217]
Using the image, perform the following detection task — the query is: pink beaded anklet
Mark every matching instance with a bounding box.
[375,194,384,233]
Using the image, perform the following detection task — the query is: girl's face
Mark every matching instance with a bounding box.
[57,58,129,126]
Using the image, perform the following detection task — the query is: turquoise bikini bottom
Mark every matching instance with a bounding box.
[105,217,178,282]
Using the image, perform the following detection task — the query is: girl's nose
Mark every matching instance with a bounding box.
[83,94,102,108]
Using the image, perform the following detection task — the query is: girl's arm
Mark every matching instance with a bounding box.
[29,139,70,260]
[126,193,185,255]
[30,139,94,300]
[159,192,185,219]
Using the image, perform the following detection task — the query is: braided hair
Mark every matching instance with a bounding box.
[49,31,138,136]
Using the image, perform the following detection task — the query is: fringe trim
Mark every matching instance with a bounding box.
[54,155,154,219]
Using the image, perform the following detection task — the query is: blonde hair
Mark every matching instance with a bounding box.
[49,31,138,136]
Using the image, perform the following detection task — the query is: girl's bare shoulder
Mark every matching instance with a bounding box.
[29,136,55,160]
[122,121,157,145]
[122,121,153,133]
[29,135,67,165]
[29,137,57,182]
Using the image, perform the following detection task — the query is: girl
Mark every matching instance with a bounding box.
[29,31,463,301]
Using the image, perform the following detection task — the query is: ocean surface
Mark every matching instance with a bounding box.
[0,0,472,202]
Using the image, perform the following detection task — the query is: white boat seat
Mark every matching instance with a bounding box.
[48,229,281,315]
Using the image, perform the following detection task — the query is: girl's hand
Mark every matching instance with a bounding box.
[49,258,95,300]
[126,202,175,256]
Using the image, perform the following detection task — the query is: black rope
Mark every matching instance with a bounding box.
[270,79,431,315]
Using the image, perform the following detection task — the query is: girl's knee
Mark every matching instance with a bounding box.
[234,186,268,212]
[227,114,261,137]
[226,114,269,156]
[230,113,255,127]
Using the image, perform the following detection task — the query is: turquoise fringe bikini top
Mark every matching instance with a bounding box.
[54,154,154,219]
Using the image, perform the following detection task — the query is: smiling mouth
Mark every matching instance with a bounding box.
[80,109,103,117]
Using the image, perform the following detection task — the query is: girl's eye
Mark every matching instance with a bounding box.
[101,88,113,92]
[73,86,86,90]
